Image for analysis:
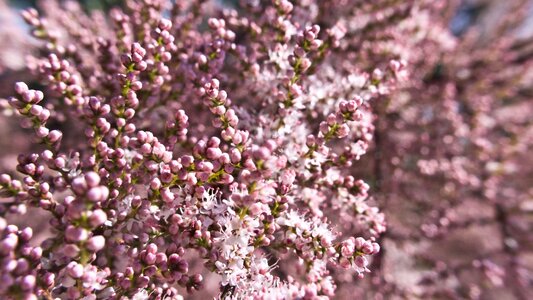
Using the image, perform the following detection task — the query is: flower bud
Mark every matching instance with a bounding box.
[86,235,105,252]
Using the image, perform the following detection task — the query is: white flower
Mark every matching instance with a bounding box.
[132,289,149,300]
[277,210,306,229]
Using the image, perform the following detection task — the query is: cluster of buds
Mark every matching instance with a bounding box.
[9,83,62,148]
[38,54,84,108]
[21,8,59,50]
[0,221,52,299]
[338,237,380,274]
[165,109,189,149]
[143,18,175,88]
[304,96,366,163]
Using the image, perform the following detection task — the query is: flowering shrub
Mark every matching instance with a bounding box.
[0,0,407,299]
[1,0,532,299]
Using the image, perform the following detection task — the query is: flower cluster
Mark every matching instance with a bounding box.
[0,0,404,299]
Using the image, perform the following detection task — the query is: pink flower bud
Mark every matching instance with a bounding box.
[150,178,161,190]
[88,209,107,229]
[15,82,29,94]
[86,235,105,252]
[65,226,88,242]
[67,262,84,278]
[47,130,63,143]
[87,186,109,202]
[161,188,175,203]
[85,172,101,187]
[21,275,36,291]
[354,256,368,269]
[63,244,80,258]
